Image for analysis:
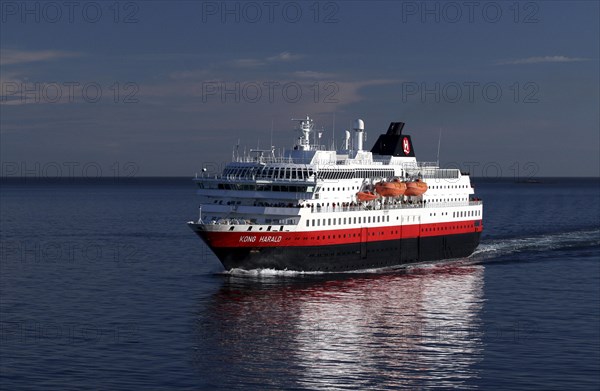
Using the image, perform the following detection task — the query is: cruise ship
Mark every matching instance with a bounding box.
[188,117,483,272]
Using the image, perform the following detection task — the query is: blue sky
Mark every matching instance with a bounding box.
[1,1,598,177]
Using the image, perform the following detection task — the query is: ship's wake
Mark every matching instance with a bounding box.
[222,228,599,278]
[472,228,600,259]
[223,268,325,277]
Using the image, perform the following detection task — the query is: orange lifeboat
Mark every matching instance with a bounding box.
[391,179,407,194]
[404,179,428,196]
[375,180,406,197]
[356,191,379,201]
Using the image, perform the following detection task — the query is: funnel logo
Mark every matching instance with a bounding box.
[402,137,411,155]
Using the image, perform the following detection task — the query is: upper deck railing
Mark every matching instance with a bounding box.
[234,155,296,164]
[306,199,483,214]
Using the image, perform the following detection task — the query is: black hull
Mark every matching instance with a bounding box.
[195,232,482,272]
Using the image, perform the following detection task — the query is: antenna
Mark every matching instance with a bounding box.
[270,118,274,149]
[436,128,442,165]
[332,112,336,150]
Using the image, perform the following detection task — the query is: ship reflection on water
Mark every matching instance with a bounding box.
[194,262,485,389]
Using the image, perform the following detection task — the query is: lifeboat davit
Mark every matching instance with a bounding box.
[404,179,428,196]
[375,179,406,197]
[356,191,379,201]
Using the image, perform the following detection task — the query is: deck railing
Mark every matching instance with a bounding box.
[305,199,482,214]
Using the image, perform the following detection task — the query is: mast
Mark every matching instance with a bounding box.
[291,115,313,151]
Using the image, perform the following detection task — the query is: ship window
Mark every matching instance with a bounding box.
[338,218,341,225]
[317,220,320,226]
[306,221,309,227]
[354,217,356,224]
[328,218,331,225]
[267,226,272,231]
[333,219,336,226]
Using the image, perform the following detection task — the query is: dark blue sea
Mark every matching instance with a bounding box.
[1,177,599,390]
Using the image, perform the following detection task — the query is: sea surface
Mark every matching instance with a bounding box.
[1,177,599,390]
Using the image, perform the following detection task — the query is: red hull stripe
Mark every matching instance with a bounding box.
[203,220,484,248]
